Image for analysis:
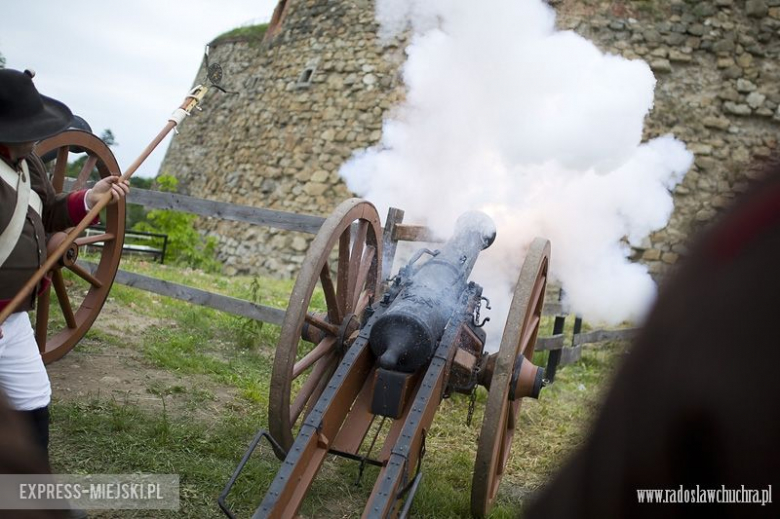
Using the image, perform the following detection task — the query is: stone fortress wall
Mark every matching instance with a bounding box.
[159,0,780,278]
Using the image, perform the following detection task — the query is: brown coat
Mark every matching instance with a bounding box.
[0,153,86,312]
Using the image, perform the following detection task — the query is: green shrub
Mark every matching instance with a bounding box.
[132,174,221,272]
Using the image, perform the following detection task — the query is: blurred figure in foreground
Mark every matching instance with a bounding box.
[525,156,780,518]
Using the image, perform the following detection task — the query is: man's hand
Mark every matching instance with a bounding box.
[86,176,130,209]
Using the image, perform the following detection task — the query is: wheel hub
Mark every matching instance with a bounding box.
[47,231,79,267]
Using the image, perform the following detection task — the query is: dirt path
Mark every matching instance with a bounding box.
[47,297,241,421]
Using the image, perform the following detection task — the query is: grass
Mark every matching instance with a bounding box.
[212,23,270,44]
[48,258,627,518]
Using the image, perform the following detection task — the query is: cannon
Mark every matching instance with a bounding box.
[220,199,551,518]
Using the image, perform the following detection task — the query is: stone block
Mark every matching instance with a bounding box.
[642,249,662,261]
[713,38,736,54]
[716,57,736,68]
[310,169,330,182]
[665,33,687,46]
[696,208,718,222]
[689,143,713,155]
[303,182,328,196]
[736,53,754,68]
[723,102,752,115]
[661,252,680,264]
[644,29,662,43]
[688,23,706,36]
[291,236,308,252]
[746,92,766,109]
[695,156,719,170]
[736,78,758,92]
[650,59,672,73]
[703,116,731,130]
[746,0,769,17]
[669,50,692,62]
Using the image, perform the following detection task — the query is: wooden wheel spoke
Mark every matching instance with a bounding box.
[319,265,342,324]
[346,221,369,311]
[354,289,371,318]
[67,262,104,288]
[304,313,339,336]
[292,337,337,379]
[75,232,115,246]
[519,314,541,354]
[35,286,51,353]
[290,352,335,424]
[530,275,547,314]
[73,155,98,191]
[51,146,70,192]
[336,230,351,316]
[52,269,77,329]
[351,245,376,308]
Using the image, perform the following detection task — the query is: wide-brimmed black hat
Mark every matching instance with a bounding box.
[0,68,73,144]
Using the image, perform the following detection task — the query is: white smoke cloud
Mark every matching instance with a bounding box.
[341,0,693,339]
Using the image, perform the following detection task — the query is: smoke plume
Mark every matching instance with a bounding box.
[340,0,693,337]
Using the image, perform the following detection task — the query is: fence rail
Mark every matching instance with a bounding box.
[72,182,636,380]
[82,261,285,325]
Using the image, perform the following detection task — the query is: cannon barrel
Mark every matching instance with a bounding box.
[369,211,496,372]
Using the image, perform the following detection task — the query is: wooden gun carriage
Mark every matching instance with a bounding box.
[219,199,551,518]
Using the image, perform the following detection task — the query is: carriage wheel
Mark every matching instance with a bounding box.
[33,130,125,364]
[268,198,382,458]
[471,237,550,517]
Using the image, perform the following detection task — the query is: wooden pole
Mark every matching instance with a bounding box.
[0,86,209,326]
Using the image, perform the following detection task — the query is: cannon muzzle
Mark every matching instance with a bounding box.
[369,211,496,373]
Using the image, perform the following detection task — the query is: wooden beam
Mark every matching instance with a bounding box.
[80,261,285,325]
[64,180,325,234]
[392,224,440,243]
[535,334,565,352]
[572,328,639,346]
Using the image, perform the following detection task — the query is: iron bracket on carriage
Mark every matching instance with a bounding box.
[218,198,552,519]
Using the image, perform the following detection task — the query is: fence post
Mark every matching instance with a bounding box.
[381,207,405,283]
[545,315,566,384]
[572,315,583,345]
[160,234,168,264]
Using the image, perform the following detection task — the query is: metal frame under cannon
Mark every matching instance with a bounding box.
[219,199,552,518]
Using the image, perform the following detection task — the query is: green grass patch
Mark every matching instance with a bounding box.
[48,259,628,517]
[50,398,278,518]
[213,23,269,44]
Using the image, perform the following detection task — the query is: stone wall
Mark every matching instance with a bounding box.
[160,0,780,277]
[557,0,780,274]
[160,0,405,276]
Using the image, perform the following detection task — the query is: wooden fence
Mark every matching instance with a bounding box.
[70,180,638,381]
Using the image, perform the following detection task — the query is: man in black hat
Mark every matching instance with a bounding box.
[0,68,129,473]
